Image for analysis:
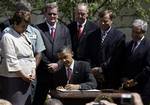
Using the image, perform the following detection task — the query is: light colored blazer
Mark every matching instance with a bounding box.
[0,27,36,77]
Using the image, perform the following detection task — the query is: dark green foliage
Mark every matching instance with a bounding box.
[0,0,149,23]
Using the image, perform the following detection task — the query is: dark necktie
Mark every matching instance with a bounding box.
[67,68,72,83]
[51,27,55,40]
[77,24,83,39]
[131,41,137,53]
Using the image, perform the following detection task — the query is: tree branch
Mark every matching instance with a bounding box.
[92,0,109,16]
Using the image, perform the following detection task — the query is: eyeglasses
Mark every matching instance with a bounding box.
[48,13,57,16]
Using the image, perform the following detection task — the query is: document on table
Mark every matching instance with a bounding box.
[57,88,100,92]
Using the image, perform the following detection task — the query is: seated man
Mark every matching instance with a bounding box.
[53,46,97,90]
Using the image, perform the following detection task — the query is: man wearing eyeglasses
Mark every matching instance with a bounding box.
[32,2,71,105]
[68,3,98,61]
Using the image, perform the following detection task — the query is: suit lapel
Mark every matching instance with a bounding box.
[43,22,54,43]
[72,22,79,43]
[133,38,145,55]
[102,28,113,46]
[127,41,134,56]
[70,61,79,83]
[54,23,60,42]
[128,38,146,60]
[45,31,54,43]
[79,22,88,43]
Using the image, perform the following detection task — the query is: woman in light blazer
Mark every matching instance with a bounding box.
[0,11,36,105]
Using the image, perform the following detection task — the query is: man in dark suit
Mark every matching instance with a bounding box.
[53,46,97,90]
[121,19,150,105]
[32,2,71,105]
[68,3,98,60]
[85,10,126,89]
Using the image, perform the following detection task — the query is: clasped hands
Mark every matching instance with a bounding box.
[57,84,80,90]
[18,69,35,83]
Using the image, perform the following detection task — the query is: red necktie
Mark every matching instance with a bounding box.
[77,24,82,39]
[51,27,55,40]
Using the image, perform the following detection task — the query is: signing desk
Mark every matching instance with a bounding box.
[50,89,129,105]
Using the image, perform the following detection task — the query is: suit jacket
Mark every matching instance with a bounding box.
[37,22,71,66]
[85,27,126,88]
[123,37,150,93]
[68,20,98,60]
[36,22,71,86]
[53,60,97,90]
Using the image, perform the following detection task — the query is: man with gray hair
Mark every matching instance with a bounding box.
[68,3,98,60]
[121,19,150,105]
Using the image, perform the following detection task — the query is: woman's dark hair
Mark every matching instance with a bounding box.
[12,11,30,25]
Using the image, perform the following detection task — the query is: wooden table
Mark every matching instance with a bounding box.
[50,89,131,105]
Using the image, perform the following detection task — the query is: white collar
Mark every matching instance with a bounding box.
[136,36,145,45]
[46,21,57,29]
[66,59,74,71]
[101,26,111,34]
[77,19,87,27]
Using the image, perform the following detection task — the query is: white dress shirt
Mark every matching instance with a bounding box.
[65,60,74,76]
[132,36,145,52]
[46,22,57,34]
[77,20,87,33]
